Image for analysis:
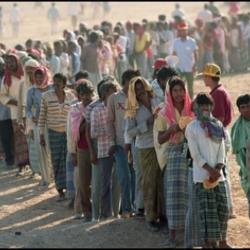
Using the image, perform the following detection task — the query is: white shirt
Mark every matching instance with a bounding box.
[47,6,60,22]
[60,52,69,76]
[171,9,185,19]
[116,35,128,54]
[185,119,226,183]
[173,37,197,72]
[197,9,213,24]
[68,2,80,16]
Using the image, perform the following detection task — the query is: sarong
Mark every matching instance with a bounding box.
[48,129,67,190]
[196,182,229,242]
[139,147,162,222]
[164,143,188,230]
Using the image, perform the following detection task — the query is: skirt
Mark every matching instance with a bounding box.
[48,129,67,191]
[12,120,29,166]
[164,143,189,230]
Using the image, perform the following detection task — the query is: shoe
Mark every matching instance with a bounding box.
[134,209,145,219]
[73,213,83,220]
[146,221,160,232]
[56,192,66,202]
[121,212,132,219]
[82,216,92,223]
[161,238,176,248]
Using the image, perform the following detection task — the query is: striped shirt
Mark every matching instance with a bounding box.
[90,102,113,158]
[39,88,75,135]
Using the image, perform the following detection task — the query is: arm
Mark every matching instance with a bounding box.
[38,95,47,136]
[158,124,180,144]
[67,109,77,154]
[106,94,116,146]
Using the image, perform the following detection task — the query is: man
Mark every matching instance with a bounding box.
[81,31,102,91]
[173,21,198,99]
[68,2,80,30]
[67,41,80,84]
[231,94,250,218]
[196,3,213,27]
[47,2,60,35]
[10,3,21,37]
[49,41,61,76]
[125,21,135,69]
[107,69,141,218]
[39,73,75,201]
[151,66,179,104]
[185,92,231,248]
[171,3,185,20]
[200,63,235,218]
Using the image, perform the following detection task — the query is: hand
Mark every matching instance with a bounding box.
[108,145,116,157]
[71,153,77,166]
[18,124,25,133]
[124,144,131,154]
[40,135,46,147]
[7,99,18,106]
[169,124,180,134]
[146,115,154,126]
[208,167,221,182]
[90,151,98,165]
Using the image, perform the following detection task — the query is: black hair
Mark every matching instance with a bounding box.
[15,44,25,51]
[53,73,67,85]
[98,82,117,99]
[195,92,214,106]
[96,76,115,98]
[121,69,141,86]
[75,71,89,82]
[75,80,94,95]
[88,31,99,43]
[236,94,250,109]
[156,66,178,81]
[211,76,220,83]
[168,76,185,93]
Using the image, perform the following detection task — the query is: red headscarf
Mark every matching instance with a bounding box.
[4,52,24,87]
[33,66,50,89]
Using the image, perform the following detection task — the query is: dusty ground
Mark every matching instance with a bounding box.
[0,1,250,248]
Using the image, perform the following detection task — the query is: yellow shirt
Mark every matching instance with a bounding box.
[153,109,184,170]
[135,32,151,53]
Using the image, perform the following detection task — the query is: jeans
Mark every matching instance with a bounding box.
[114,146,132,213]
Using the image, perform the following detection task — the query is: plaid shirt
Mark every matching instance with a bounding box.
[90,102,113,158]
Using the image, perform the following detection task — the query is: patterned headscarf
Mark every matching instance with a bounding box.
[193,102,225,144]
[125,76,153,118]
[4,53,24,87]
[24,59,40,87]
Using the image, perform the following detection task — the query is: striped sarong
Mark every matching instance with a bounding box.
[13,121,29,166]
[48,129,67,191]
[184,168,202,247]
[139,147,162,222]
[196,182,229,242]
[164,143,188,230]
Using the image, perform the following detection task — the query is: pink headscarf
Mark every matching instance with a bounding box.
[70,103,86,144]
[160,83,194,126]
[33,66,50,89]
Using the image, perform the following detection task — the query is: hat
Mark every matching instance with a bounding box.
[197,63,221,77]
[177,21,188,30]
[153,58,167,70]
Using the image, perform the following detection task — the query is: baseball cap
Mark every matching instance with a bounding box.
[153,58,167,70]
[197,63,221,77]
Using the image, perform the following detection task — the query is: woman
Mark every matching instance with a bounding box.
[0,52,29,174]
[125,76,162,232]
[156,76,193,247]
[26,66,53,186]
[39,73,75,200]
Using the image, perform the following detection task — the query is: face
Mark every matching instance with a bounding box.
[239,102,250,121]
[199,103,213,117]
[203,75,212,87]
[34,72,44,86]
[77,92,92,105]
[54,77,66,91]
[135,81,148,103]
[6,56,18,72]
[171,84,185,104]
[104,86,116,101]
[179,29,188,38]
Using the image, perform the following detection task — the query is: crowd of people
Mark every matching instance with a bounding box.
[0,2,250,248]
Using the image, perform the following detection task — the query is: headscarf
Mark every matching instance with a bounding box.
[4,53,24,87]
[160,84,193,126]
[194,102,225,144]
[125,76,153,118]
[24,59,40,87]
[33,66,50,89]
